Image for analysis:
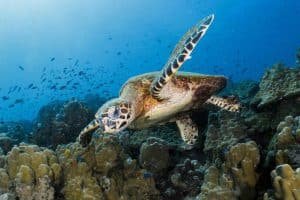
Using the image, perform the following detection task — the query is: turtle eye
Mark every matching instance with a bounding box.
[113,107,120,118]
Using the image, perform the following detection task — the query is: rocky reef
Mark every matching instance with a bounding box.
[0,50,299,199]
[32,99,94,149]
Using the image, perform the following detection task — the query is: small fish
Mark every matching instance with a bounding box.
[2,96,9,100]
[59,86,67,90]
[66,80,72,85]
[117,51,122,56]
[78,71,86,76]
[31,86,38,89]
[14,99,24,104]
[18,66,24,71]
[50,85,57,90]
[50,57,55,62]
[73,59,79,67]
[8,104,15,108]
[28,83,34,89]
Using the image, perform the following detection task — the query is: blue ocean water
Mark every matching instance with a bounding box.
[0,0,299,121]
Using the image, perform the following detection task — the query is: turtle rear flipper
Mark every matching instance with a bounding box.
[205,95,241,112]
[176,115,198,147]
[151,14,214,100]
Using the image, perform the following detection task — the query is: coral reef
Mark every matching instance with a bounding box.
[198,141,260,200]
[0,143,61,199]
[167,158,204,199]
[204,110,248,162]
[271,164,300,200]
[1,49,300,199]
[0,122,30,153]
[57,131,160,199]
[32,100,93,148]
[220,80,259,105]
[120,124,182,151]
[266,116,300,168]
[139,137,169,173]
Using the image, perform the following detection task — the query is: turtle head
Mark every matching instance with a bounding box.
[95,98,134,134]
[79,98,134,146]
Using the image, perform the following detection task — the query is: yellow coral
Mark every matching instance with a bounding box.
[16,165,34,185]
[197,166,236,200]
[198,141,260,200]
[271,164,300,200]
[225,141,260,189]
[0,168,10,193]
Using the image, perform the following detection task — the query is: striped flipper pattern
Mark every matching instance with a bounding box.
[151,14,215,100]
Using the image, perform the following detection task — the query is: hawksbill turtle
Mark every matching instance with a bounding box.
[79,14,240,147]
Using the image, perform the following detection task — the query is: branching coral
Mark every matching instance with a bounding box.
[198,141,260,200]
[57,132,160,200]
[267,116,300,167]
[0,143,61,199]
[271,164,300,200]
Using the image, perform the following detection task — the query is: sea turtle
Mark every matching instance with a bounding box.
[79,14,240,147]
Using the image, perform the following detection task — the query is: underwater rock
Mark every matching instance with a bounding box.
[271,164,300,200]
[0,143,61,199]
[251,63,300,110]
[32,99,93,148]
[120,124,182,150]
[220,80,259,105]
[139,137,169,174]
[198,141,260,200]
[0,133,17,154]
[266,115,300,168]
[0,122,30,153]
[204,110,248,161]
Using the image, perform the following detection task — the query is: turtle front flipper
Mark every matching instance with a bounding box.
[176,115,198,147]
[205,95,241,112]
[78,119,103,147]
[151,14,214,100]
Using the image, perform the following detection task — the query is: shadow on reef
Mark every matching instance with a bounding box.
[0,50,300,199]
